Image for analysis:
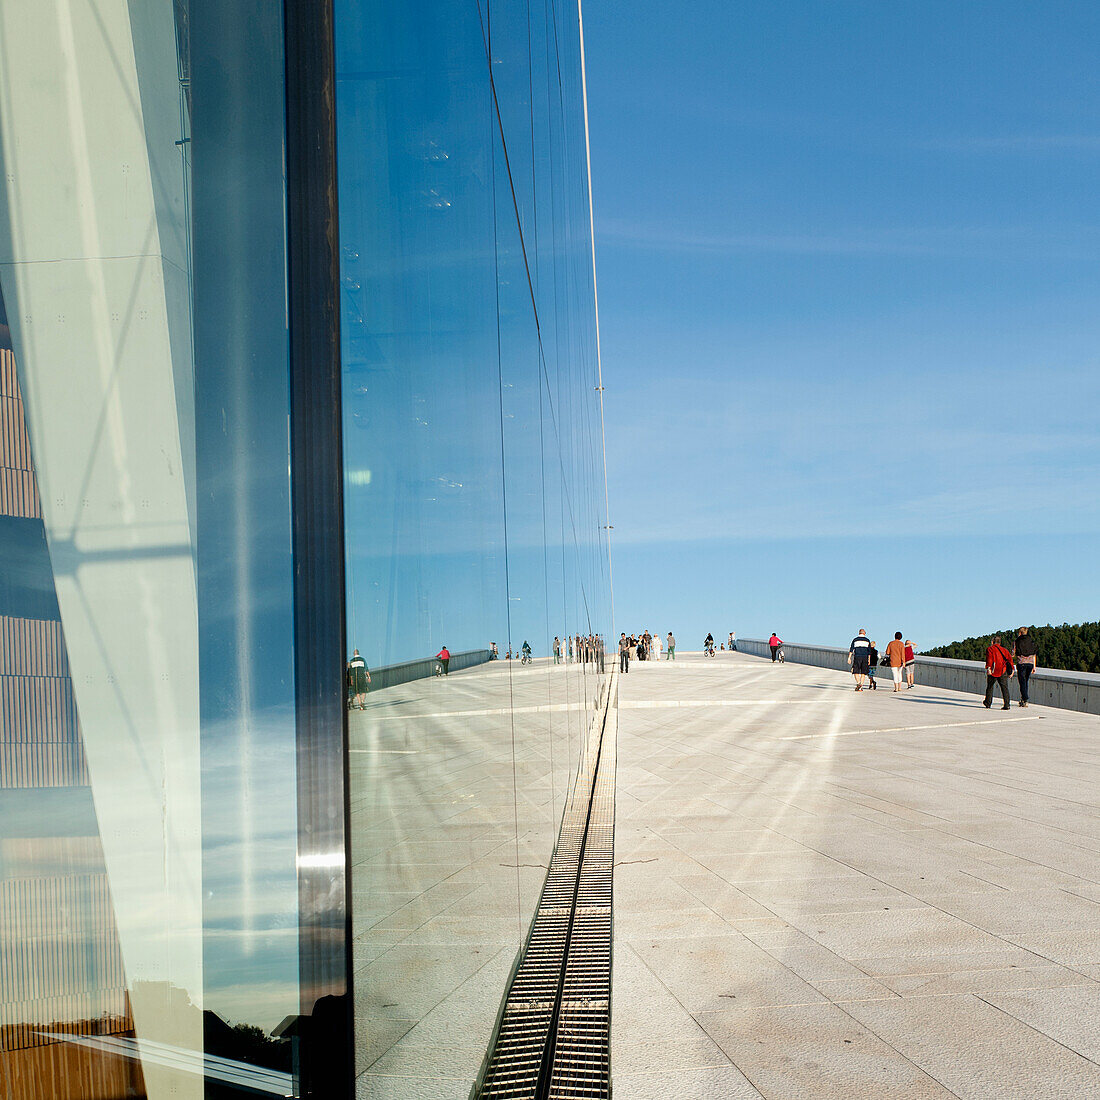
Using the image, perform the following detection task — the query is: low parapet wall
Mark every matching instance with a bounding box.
[739,638,1100,716]
[367,648,491,692]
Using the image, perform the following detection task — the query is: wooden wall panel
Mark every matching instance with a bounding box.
[0,349,40,519]
[0,617,71,678]
[0,348,143,1096]
[1,1023,145,1100]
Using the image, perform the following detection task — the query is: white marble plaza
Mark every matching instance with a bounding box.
[613,650,1100,1099]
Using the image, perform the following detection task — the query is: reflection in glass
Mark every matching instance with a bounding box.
[334,0,612,1094]
[0,331,146,1099]
[0,0,613,1094]
[0,1,301,1095]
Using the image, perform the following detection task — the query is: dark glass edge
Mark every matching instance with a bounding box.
[284,0,355,1094]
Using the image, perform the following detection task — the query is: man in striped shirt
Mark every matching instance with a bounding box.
[848,628,874,692]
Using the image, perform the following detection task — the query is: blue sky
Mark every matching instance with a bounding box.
[585,0,1100,648]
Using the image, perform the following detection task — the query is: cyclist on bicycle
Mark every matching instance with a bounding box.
[521,640,532,664]
[704,632,715,657]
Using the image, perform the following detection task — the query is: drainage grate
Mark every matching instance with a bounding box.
[475,672,618,1100]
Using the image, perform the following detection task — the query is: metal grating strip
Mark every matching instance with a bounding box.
[475,672,618,1100]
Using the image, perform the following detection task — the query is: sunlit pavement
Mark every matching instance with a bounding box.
[613,650,1100,1099]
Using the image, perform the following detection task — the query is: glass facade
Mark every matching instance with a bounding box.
[334,0,611,1093]
[0,1,610,1098]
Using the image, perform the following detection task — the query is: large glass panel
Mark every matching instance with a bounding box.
[0,2,309,1097]
[0,296,148,1099]
[334,0,613,1094]
[0,0,613,1095]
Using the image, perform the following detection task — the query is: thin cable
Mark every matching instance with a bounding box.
[474,0,592,590]
[576,0,615,636]
[483,0,525,937]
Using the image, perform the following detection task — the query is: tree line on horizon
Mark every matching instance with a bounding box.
[924,622,1100,674]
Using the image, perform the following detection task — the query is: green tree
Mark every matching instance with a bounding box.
[925,622,1100,674]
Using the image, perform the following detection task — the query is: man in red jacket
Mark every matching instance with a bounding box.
[983,635,1014,710]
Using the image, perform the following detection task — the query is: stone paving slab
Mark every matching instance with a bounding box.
[613,651,1100,1099]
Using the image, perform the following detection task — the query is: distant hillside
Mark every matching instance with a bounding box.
[925,622,1100,674]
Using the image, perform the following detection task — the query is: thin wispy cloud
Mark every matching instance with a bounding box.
[918,133,1100,154]
[596,219,1100,260]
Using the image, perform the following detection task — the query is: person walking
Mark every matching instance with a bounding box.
[618,632,630,673]
[885,632,906,691]
[904,639,916,689]
[553,636,561,664]
[666,632,676,659]
[652,632,662,660]
[1013,627,1038,707]
[348,648,371,709]
[436,645,450,675]
[984,635,1014,710]
[728,631,736,652]
[867,640,879,690]
[848,628,873,691]
[768,633,783,662]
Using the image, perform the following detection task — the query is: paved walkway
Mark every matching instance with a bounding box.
[613,651,1100,1099]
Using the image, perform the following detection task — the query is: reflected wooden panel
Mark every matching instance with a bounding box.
[1,1016,144,1100]
[0,348,41,520]
[0,339,145,1099]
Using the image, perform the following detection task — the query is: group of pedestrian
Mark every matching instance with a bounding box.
[841,626,1040,708]
[984,628,1038,709]
[617,631,678,672]
[847,630,915,692]
[553,634,601,665]
[703,631,739,655]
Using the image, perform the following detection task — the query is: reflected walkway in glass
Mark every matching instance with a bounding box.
[351,656,606,1095]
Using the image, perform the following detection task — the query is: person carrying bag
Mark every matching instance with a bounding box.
[983,635,1014,710]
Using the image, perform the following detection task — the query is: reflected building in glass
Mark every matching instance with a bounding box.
[0,0,613,1098]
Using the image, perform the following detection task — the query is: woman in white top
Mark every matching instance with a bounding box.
[652,633,662,659]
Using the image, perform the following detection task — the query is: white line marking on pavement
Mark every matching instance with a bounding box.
[363,702,592,721]
[780,716,1045,741]
[620,699,815,709]
[348,749,420,754]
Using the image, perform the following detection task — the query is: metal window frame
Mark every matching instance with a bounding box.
[284,0,354,1095]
